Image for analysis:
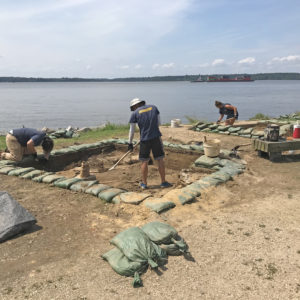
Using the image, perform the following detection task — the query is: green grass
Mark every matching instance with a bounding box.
[249,113,271,120]
[0,123,130,151]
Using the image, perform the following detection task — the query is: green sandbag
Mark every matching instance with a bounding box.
[145,200,175,213]
[141,222,177,244]
[110,227,167,269]
[194,155,222,169]
[0,166,19,174]
[98,188,125,203]
[54,178,82,189]
[21,170,44,179]
[177,190,196,205]
[102,247,147,287]
[161,243,182,256]
[197,123,209,130]
[208,124,218,130]
[32,172,53,182]
[201,128,211,133]
[228,127,241,133]
[8,167,35,176]
[0,160,16,166]
[201,175,223,186]
[69,180,98,192]
[211,170,232,182]
[189,144,204,152]
[51,148,76,155]
[85,184,110,196]
[141,222,189,254]
[42,174,66,184]
[181,186,201,197]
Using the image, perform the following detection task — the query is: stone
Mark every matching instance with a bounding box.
[120,192,151,205]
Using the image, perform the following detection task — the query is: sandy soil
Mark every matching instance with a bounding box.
[1,127,300,300]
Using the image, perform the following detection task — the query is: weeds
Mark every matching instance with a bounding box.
[249,113,271,120]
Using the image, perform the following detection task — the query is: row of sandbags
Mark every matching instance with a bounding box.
[102,221,189,287]
[193,122,294,139]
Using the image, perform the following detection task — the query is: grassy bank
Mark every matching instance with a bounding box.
[0,123,130,151]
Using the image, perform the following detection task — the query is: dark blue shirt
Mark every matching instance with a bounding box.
[219,103,238,117]
[129,104,161,142]
[12,128,46,147]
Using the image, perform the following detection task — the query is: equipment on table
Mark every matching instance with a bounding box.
[264,124,280,141]
[108,141,140,171]
[293,122,300,139]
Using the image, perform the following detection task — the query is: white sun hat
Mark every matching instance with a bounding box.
[130,98,145,110]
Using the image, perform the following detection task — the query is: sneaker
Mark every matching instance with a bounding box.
[139,183,148,189]
[160,181,172,188]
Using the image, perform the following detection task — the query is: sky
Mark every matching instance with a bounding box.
[0,0,300,78]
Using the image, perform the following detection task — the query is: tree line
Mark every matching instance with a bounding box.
[0,73,300,82]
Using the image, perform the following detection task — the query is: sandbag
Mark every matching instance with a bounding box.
[32,172,54,182]
[8,167,35,176]
[98,188,125,203]
[54,178,82,189]
[0,191,36,242]
[21,170,44,179]
[102,247,147,287]
[0,160,16,167]
[141,222,189,255]
[110,227,167,269]
[42,174,66,184]
[194,155,222,169]
[69,180,98,192]
[144,199,175,213]
[120,192,150,205]
[85,184,110,196]
[0,166,19,175]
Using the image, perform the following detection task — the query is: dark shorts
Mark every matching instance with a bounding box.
[226,113,239,120]
[139,137,165,161]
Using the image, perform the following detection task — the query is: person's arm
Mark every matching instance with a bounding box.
[225,104,237,117]
[26,139,37,155]
[217,114,224,123]
[128,123,135,151]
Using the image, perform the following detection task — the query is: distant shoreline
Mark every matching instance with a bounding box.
[1,72,300,82]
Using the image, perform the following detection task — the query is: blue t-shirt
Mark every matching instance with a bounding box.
[129,104,162,142]
[12,128,46,147]
[219,103,239,117]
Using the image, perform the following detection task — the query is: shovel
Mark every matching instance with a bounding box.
[108,141,140,171]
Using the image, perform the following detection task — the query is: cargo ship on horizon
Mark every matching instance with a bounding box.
[191,75,254,82]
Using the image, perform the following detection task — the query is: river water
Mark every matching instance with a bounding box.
[0,80,299,132]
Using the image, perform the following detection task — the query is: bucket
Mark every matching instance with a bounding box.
[171,119,180,128]
[293,122,300,139]
[203,138,221,157]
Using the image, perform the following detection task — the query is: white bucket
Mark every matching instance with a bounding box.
[203,138,221,157]
[171,119,180,128]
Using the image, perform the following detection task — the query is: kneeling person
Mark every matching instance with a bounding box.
[128,98,172,189]
[0,128,54,162]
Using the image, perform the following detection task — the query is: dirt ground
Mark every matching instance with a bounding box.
[1,126,300,300]
[56,147,204,197]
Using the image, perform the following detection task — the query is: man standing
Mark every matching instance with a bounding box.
[215,100,239,125]
[0,128,53,162]
[128,98,172,189]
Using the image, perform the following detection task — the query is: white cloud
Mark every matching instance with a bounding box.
[119,65,130,69]
[162,62,175,68]
[271,55,300,63]
[238,57,255,64]
[152,63,160,69]
[212,59,225,66]
[134,64,142,69]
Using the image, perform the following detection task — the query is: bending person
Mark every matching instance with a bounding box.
[128,98,172,189]
[0,128,53,162]
[215,100,239,125]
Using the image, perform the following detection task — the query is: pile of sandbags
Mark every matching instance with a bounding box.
[102,222,189,287]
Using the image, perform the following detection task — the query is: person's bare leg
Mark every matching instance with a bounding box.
[225,118,235,125]
[141,161,148,185]
[157,158,166,183]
